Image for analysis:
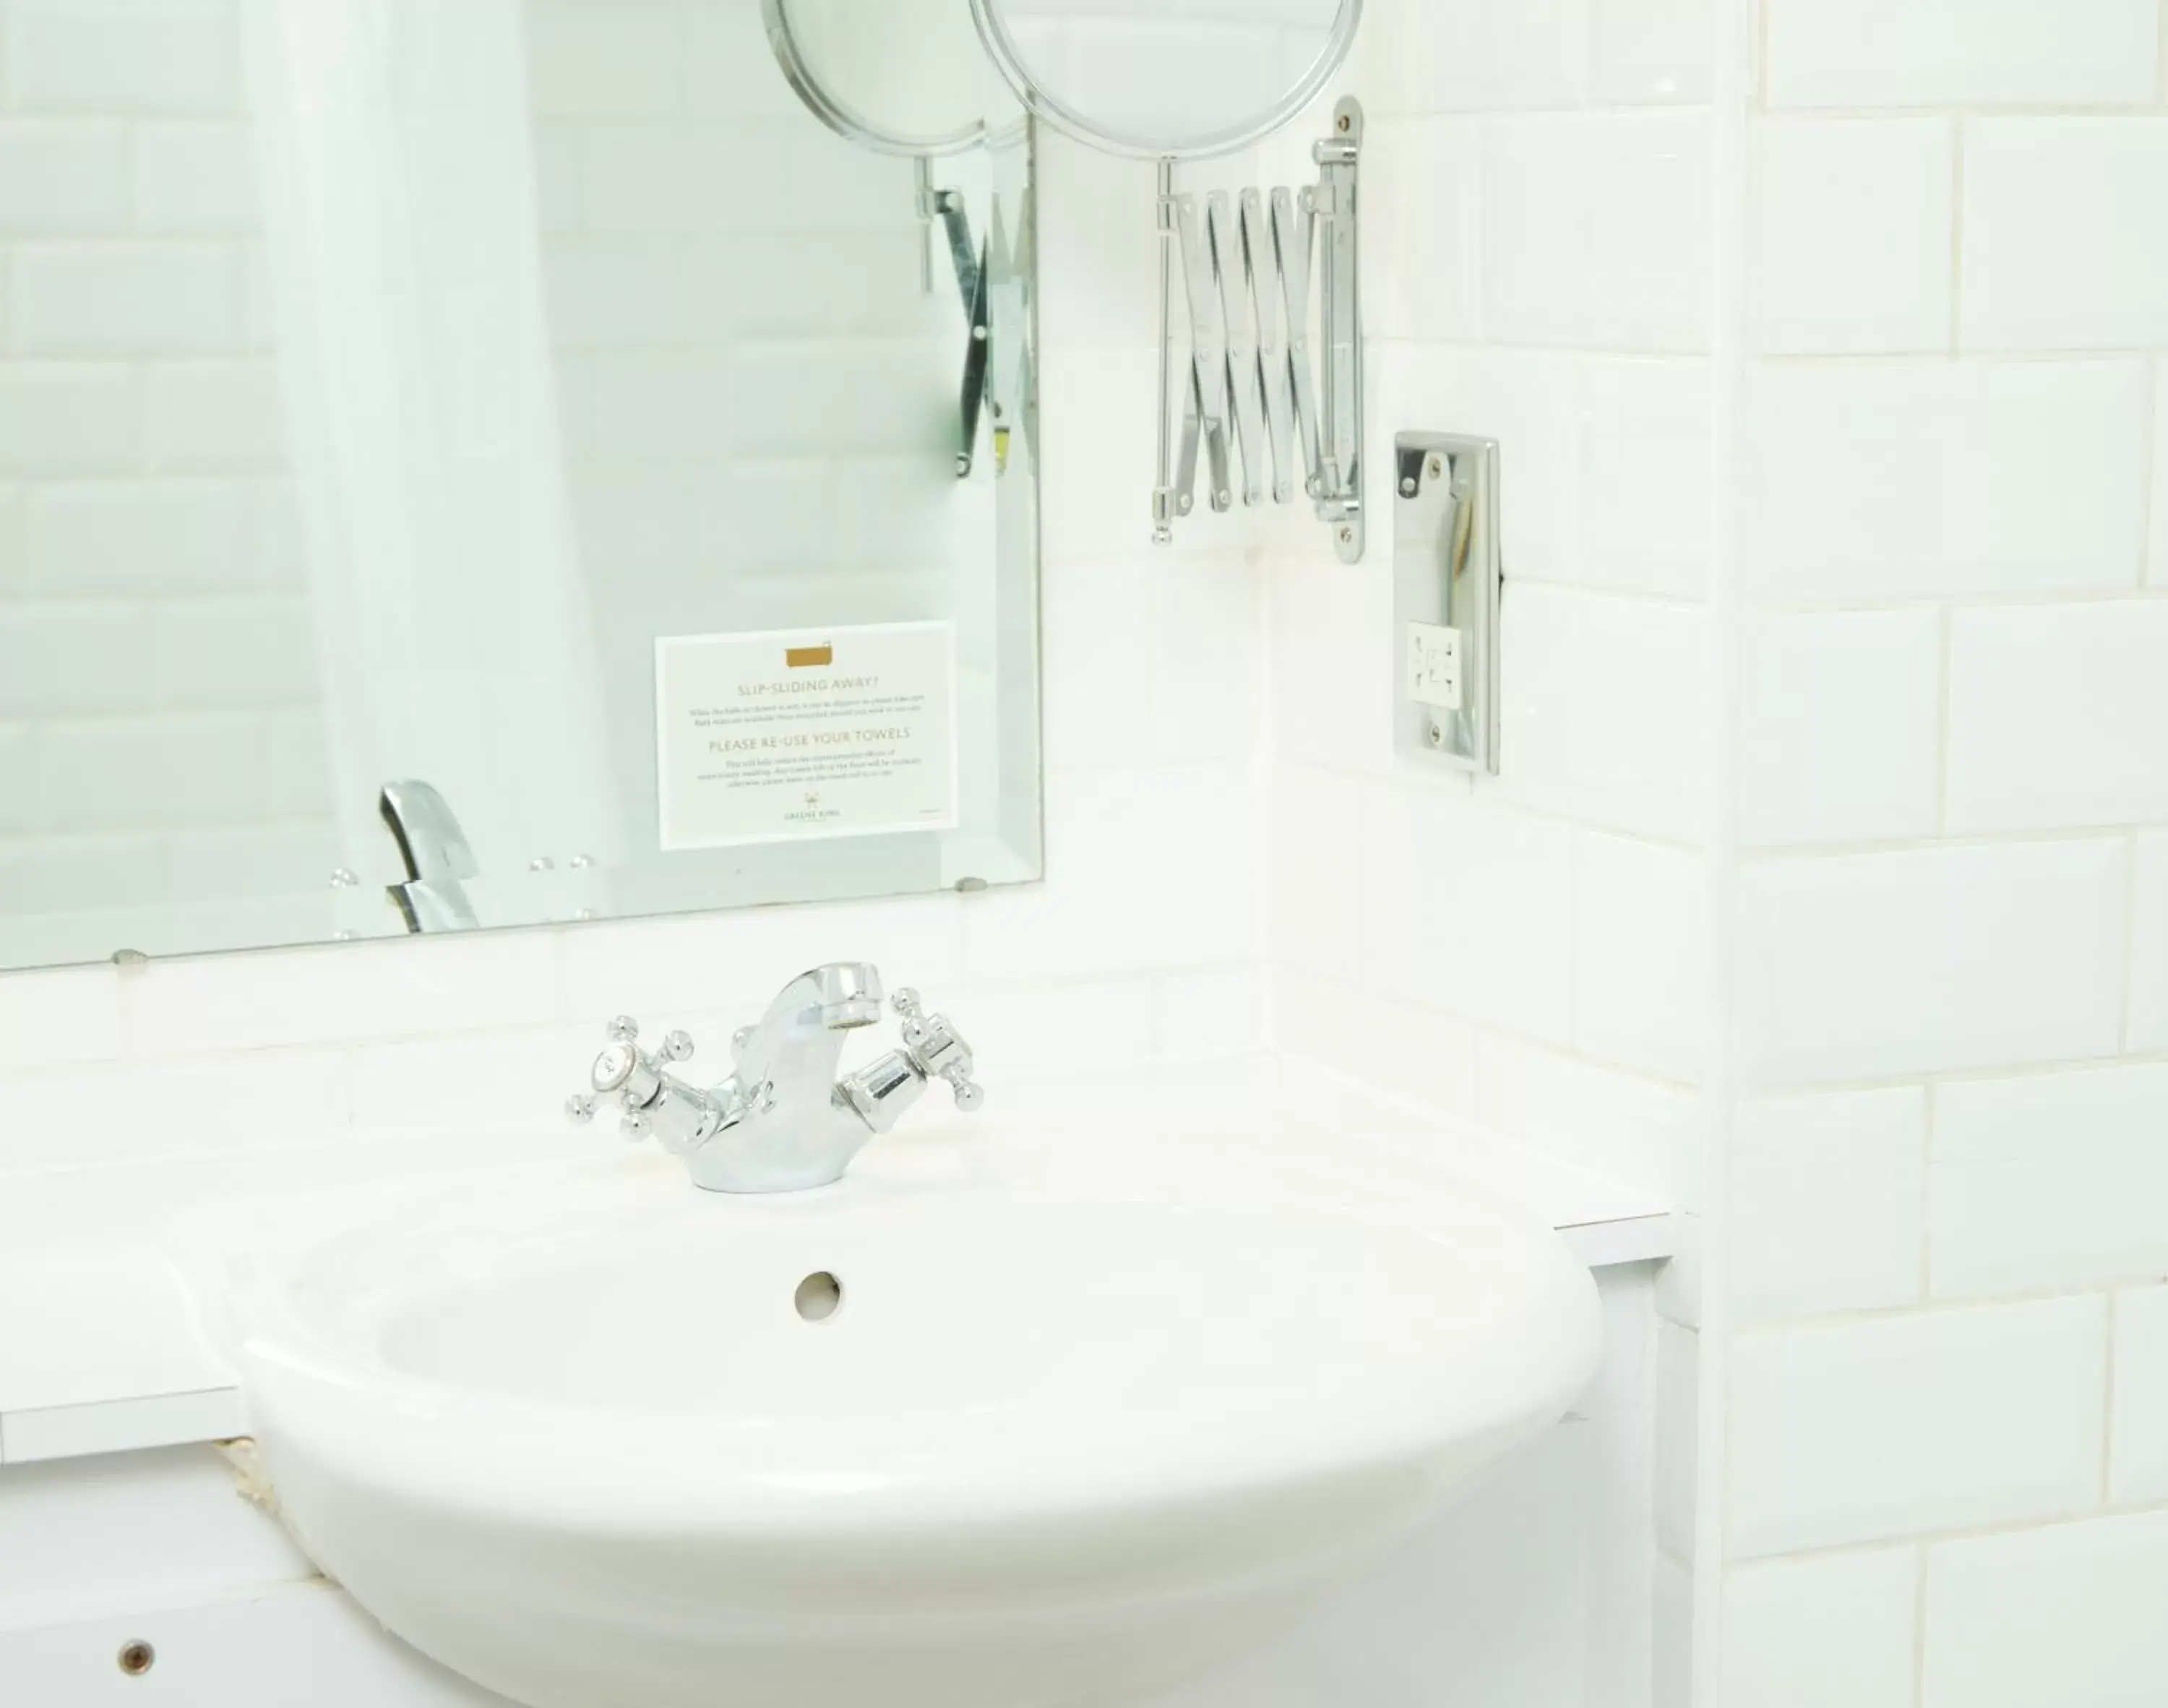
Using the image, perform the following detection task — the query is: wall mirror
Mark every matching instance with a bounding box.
[0,0,1039,973]
[970,0,1364,560]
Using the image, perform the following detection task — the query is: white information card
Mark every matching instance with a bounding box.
[654,621,959,850]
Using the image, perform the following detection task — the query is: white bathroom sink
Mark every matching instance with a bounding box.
[186,1122,1601,1708]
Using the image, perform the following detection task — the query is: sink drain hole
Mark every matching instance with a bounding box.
[793,1271,843,1322]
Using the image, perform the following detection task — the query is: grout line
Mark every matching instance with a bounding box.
[1911,1542,1930,1708]
[2142,358,2163,590]
[1932,605,1953,835]
[1745,823,2152,861]
[1918,1083,1937,1302]
[1948,116,1966,356]
[1734,1488,2168,1570]
[1757,99,2168,118]
[1749,588,2168,615]
[2121,831,2142,1054]
[1754,1048,2168,1098]
[1745,1279,2154,1332]
[1755,0,1771,111]
[2103,1288,2121,1506]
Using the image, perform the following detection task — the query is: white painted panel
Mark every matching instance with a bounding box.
[0,1447,307,1627]
[0,1580,509,1705]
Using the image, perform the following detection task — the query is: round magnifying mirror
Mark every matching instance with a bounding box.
[968,0,1359,160]
[765,0,1020,157]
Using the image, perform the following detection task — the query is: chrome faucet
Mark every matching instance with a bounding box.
[564,963,983,1192]
[379,780,479,933]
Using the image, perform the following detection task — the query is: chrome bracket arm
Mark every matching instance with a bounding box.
[1244,189,1296,505]
[958,230,991,478]
[1312,99,1364,561]
[1151,98,1364,560]
[1210,191,1268,509]
[1174,191,1234,513]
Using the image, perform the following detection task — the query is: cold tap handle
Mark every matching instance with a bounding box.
[889,988,982,1113]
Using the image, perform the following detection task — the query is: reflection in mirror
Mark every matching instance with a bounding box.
[0,0,1038,972]
[971,0,1357,159]
[765,0,1018,155]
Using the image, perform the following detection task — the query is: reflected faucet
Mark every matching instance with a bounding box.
[379,780,479,933]
[566,963,984,1193]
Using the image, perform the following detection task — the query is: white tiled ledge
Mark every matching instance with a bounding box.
[0,1054,1674,1468]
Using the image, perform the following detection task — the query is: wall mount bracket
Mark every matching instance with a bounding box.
[1150,96,1364,562]
[1395,431,1501,775]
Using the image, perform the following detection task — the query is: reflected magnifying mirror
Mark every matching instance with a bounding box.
[968,0,1356,160]
[764,0,1012,158]
[968,0,1367,560]
[762,0,1029,478]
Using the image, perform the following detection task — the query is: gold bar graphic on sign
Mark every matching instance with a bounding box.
[785,645,833,668]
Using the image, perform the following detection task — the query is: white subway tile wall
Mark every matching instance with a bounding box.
[1267,8,1713,1699]
[1728,1298,2109,1557]
[1721,1548,1919,1708]
[1924,1511,2168,1708]
[1729,1089,1926,1325]
[0,4,2159,1706]
[1750,118,1954,355]
[1726,7,2168,1701]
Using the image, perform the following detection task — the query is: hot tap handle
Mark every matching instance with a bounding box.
[569,1019,696,1134]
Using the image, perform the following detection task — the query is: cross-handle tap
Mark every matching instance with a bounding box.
[565,1015,725,1154]
[892,987,984,1112]
[564,967,984,1193]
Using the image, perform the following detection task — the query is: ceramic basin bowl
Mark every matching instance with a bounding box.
[187,1130,1601,1708]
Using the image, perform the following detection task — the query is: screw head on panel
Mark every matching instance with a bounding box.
[1427,723,1446,749]
[1398,476,1416,496]
[117,1642,155,1677]
[1427,456,1443,479]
